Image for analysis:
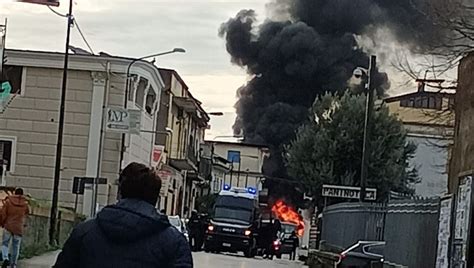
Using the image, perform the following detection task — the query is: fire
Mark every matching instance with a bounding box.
[271,200,305,237]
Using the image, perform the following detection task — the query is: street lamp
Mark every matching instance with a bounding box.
[208,112,224,116]
[119,48,185,172]
[124,48,186,110]
[355,55,377,202]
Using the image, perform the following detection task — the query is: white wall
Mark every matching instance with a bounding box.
[409,135,449,197]
[125,110,154,166]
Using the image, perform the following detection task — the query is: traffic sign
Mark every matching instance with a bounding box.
[72,176,107,195]
[105,107,141,135]
[322,184,377,201]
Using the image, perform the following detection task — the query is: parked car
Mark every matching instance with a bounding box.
[168,215,189,241]
[337,241,385,268]
[277,222,298,258]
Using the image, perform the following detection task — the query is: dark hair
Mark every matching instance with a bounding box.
[118,162,161,205]
[14,188,24,195]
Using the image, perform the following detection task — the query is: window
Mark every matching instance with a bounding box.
[0,137,16,173]
[399,95,442,110]
[127,75,137,101]
[0,140,12,171]
[227,150,241,163]
[2,65,23,95]
[145,87,156,115]
[134,77,147,108]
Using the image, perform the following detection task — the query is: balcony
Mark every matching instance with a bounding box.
[169,145,199,172]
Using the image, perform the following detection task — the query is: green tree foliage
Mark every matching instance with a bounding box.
[286,92,419,205]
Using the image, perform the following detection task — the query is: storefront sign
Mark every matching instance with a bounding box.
[322,184,377,201]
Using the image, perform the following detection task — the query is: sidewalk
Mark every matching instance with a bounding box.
[17,250,60,268]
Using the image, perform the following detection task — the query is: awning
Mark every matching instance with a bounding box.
[173,97,197,112]
[169,158,198,172]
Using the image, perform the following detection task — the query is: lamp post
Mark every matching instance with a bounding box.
[118,48,185,172]
[357,55,377,202]
[49,0,73,246]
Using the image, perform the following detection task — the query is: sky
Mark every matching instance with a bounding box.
[0,0,457,139]
[0,0,271,138]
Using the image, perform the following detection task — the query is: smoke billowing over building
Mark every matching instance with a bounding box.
[219,0,458,180]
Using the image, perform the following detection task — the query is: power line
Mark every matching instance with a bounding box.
[46,6,95,55]
[47,5,67,17]
[72,18,94,55]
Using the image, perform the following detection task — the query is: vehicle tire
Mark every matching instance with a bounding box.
[276,253,281,259]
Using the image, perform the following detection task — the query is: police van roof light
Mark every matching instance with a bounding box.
[247,187,257,194]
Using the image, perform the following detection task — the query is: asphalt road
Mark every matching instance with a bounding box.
[18,250,307,268]
[194,251,306,268]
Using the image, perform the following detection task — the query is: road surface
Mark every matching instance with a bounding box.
[18,251,306,268]
[194,252,306,268]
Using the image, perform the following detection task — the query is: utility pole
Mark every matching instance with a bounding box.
[49,0,73,245]
[359,55,376,202]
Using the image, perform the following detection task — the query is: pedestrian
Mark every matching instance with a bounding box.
[53,162,193,268]
[1,188,29,268]
[187,210,200,251]
[266,219,281,260]
[194,213,207,251]
[289,231,299,261]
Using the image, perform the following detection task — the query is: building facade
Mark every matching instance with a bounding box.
[205,140,268,193]
[0,49,164,216]
[385,83,455,197]
[153,68,209,216]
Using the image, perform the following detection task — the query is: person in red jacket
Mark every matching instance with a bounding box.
[1,188,29,268]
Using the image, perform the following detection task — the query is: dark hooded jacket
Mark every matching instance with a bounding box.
[53,199,192,268]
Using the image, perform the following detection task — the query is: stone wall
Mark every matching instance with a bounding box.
[0,67,93,208]
[20,206,78,257]
[449,53,474,192]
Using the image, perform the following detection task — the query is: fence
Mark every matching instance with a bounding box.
[320,198,440,267]
[384,198,440,268]
[321,202,385,248]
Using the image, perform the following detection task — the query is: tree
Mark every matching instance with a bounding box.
[286,92,419,206]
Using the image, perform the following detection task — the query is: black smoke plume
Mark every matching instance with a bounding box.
[219,0,450,193]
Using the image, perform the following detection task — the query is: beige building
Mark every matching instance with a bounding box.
[0,49,165,215]
[154,68,209,216]
[205,140,269,193]
[385,82,455,197]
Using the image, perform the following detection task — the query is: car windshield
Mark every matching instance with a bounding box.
[281,223,296,234]
[215,196,254,209]
[214,207,252,224]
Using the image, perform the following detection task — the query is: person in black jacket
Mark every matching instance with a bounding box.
[289,231,299,261]
[53,162,193,268]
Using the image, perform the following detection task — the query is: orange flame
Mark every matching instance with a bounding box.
[271,200,305,237]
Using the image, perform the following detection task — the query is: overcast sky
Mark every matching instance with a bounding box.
[0,0,271,138]
[0,0,457,139]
